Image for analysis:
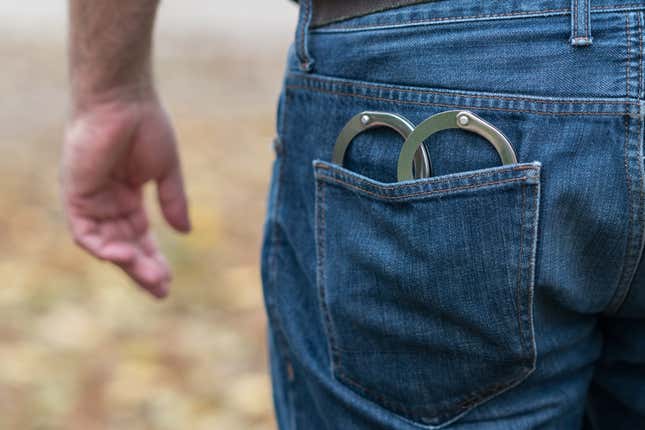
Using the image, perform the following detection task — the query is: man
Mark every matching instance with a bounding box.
[63,0,645,429]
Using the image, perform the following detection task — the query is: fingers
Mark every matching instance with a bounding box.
[69,214,171,299]
[96,242,137,264]
[157,166,191,234]
[87,235,171,299]
[115,235,171,299]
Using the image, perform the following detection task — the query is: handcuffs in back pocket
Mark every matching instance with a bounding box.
[332,110,517,181]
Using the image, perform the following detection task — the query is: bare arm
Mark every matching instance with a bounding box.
[69,0,158,110]
[63,0,191,299]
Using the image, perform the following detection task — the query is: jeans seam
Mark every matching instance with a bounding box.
[312,4,645,33]
[513,179,539,392]
[569,0,594,45]
[315,176,343,377]
[302,0,311,69]
[611,115,645,315]
[317,175,529,201]
[296,0,315,71]
[593,3,645,11]
[574,0,578,39]
[333,357,534,424]
[315,162,537,191]
[286,85,641,118]
[519,180,540,369]
[294,74,639,106]
[266,155,286,329]
[263,109,298,424]
[527,181,540,372]
[611,116,634,313]
[628,14,633,99]
[516,183,527,354]
[604,12,645,314]
[313,8,569,32]
[586,0,589,35]
[265,169,300,426]
[636,12,645,102]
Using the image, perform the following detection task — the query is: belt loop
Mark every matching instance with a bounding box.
[296,0,315,72]
[570,0,593,46]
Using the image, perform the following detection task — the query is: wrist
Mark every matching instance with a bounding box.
[70,80,158,118]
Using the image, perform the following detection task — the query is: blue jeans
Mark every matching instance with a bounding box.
[259,0,645,428]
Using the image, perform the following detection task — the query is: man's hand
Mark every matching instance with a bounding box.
[64,0,189,298]
[62,90,190,298]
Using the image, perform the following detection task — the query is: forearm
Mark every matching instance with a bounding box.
[68,0,160,111]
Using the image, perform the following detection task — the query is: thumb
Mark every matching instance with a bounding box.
[157,165,191,233]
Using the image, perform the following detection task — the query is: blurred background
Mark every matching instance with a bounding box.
[0,1,297,429]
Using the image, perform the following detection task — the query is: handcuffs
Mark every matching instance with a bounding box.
[332,110,517,181]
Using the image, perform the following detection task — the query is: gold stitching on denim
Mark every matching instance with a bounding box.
[318,175,528,200]
[637,13,644,98]
[526,181,539,369]
[315,162,537,191]
[611,112,634,313]
[302,0,310,67]
[628,14,632,98]
[623,15,634,302]
[294,74,640,106]
[592,3,645,11]
[515,184,526,355]
[297,0,313,69]
[586,0,590,37]
[574,0,578,39]
[334,364,532,418]
[604,16,636,314]
[316,174,343,374]
[607,13,645,313]
[287,85,637,117]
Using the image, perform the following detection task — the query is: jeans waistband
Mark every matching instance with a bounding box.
[311,0,644,28]
[311,0,430,28]
[295,0,645,72]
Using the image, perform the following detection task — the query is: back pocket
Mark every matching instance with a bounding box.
[313,159,541,427]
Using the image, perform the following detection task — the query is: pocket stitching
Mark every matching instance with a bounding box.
[515,181,539,368]
[313,160,541,198]
[315,160,537,185]
[515,183,528,357]
[316,174,344,371]
[335,364,533,418]
[318,174,531,201]
[314,166,540,425]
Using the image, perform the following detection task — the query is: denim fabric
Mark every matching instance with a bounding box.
[260,1,645,428]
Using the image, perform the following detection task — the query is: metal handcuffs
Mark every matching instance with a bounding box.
[332,110,517,181]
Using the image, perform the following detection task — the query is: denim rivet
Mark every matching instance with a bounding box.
[458,113,470,126]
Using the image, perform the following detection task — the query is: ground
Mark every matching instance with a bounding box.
[0,2,296,429]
